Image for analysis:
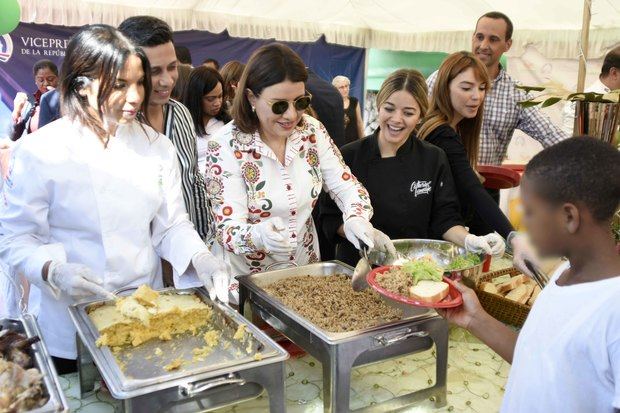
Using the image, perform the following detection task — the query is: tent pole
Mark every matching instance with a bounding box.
[576,0,592,93]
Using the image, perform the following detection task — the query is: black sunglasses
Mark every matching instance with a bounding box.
[262,93,313,115]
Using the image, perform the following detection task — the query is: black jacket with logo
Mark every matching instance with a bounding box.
[319,129,463,266]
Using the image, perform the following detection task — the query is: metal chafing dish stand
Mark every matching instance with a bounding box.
[69,287,289,413]
[238,261,448,413]
[0,314,69,413]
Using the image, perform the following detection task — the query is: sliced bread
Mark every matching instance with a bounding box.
[480,282,499,294]
[409,280,450,303]
[505,284,532,305]
[497,274,528,294]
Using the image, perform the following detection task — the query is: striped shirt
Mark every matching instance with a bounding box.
[140,99,210,239]
[427,66,568,165]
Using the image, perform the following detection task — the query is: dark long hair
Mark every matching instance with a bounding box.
[232,43,307,133]
[182,66,231,136]
[59,24,151,145]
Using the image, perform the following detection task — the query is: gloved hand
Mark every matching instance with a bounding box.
[508,232,541,279]
[47,262,112,298]
[250,217,292,254]
[343,217,375,250]
[464,233,506,257]
[192,251,231,303]
[372,229,397,257]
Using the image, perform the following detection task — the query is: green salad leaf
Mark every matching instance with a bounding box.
[446,253,481,270]
[402,258,444,285]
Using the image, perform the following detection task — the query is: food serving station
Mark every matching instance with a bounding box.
[237,260,449,413]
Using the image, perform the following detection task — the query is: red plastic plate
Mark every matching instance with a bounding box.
[367,266,463,308]
[477,165,521,189]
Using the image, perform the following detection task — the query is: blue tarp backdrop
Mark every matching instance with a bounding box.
[0,23,365,135]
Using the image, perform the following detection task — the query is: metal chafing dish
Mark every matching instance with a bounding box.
[68,287,289,413]
[368,239,485,279]
[237,261,448,413]
[0,314,69,413]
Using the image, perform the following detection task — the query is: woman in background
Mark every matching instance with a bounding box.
[182,66,231,178]
[220,60,245,110]
[10,59,59,139]
[418,52,533,270]
[332,75,364,144]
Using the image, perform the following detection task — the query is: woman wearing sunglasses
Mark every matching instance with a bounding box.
[319,69,505,266]
[205,43,391,285]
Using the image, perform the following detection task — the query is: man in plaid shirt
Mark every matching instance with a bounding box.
[427,11,568,166]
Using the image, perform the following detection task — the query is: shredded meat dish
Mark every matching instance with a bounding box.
[264,274,402,332]
[375,268,416,296]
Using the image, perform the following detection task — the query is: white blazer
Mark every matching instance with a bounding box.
[0,118,208,358]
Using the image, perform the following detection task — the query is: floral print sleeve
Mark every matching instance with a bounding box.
[205,127,257,255]
[313,120,373,221]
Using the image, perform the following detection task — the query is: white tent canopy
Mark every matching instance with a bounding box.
[18,0,620,58]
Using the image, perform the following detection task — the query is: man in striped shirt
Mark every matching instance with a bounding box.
[119,16,210,240]
[427,11,568,167]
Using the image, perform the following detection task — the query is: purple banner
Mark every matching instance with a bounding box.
[0,23,365,135]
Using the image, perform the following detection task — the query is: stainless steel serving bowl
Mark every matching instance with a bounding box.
[366,239,485,280]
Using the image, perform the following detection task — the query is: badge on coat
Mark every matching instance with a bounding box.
[410,180,432,197]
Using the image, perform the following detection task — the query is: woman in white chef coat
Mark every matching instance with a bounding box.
[0,25,229,373]
[205,43,392,283]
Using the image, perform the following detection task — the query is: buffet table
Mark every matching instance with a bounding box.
[59,327,509,412]
[59,257,515,413]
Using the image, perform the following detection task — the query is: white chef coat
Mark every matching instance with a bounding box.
[205,114,373,278]
[502,262,620,412]
[197,118,225,179]
[561,78,611,135]
[0,118,208,358]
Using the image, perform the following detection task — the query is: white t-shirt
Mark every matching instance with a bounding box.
[502,262,620,413]
[196,118,225,178]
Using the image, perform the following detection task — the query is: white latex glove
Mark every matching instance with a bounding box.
[47,262,113,299]
[508,232,541,279]
[250,217,292,254]
[372,229,397,257]
[343,217,375,250]
[192,251,231,303]
[464,233,505,257]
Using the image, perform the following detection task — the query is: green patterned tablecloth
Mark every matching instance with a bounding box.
[61,327,509,413]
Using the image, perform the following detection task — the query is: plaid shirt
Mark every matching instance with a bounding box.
[427,66,568,165]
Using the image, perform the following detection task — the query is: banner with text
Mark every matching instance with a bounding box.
[0,23,365,135]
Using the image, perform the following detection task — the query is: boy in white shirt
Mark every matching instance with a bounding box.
[440,136,620,413]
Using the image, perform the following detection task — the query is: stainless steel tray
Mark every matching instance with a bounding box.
[237,261,448,413]
[368,238,485,277]
[68,287,288,400]
[237,261,436,344]
[1,314,69,413]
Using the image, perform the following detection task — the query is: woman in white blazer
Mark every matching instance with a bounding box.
[0,25,230,373]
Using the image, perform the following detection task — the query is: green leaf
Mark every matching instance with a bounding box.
[518,100,542,108]
[541,97,562,108]
[515,85,546,93]
[255,181,265,191]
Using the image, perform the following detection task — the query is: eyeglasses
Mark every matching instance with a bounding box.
[262,93,313,115]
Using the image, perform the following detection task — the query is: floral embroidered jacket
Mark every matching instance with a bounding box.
[205,115,372,277]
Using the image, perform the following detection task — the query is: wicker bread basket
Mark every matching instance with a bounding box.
[468,267,532,328]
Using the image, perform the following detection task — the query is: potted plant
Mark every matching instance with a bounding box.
[517,84,620,147]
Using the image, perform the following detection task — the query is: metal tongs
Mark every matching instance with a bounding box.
[351,241,371,291]
[524,259,549,289]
